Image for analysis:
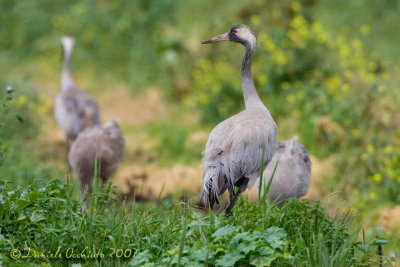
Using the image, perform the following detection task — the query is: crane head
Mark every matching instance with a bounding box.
[61,35,75,58]
[202,24,257,48]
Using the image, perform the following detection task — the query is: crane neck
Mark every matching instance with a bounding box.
[61,49,75,91]
[242,44,265,109]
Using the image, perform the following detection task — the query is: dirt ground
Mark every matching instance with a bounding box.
[41,82,334,207]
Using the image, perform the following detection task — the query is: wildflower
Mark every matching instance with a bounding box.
[361,25,370,36]
[372,173,382,183]
[383,146,393,154]
[272,9,281,19]
[1,199,5,205]
[341,83,350,93]
[352,188,358,196]
[16,95,27,106]
[291,2,302,12]
[257,75,268,86]
[390,253,396,261]
[293,109,301,118]
[369,191,377,200]
[281,82,290,90]
[251,15,261,26]
[351,129,360,137]
[311,22,322,33]
[378,85,386,94]
[361,153,368,161]
[286,94,295,103]
[366,144,375,153]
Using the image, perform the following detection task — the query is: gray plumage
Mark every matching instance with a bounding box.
[259,136,311,205]
[54,36,101,153]
[200,25,277,216]
[68,118,125,212]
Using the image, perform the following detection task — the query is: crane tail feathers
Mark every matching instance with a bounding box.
[201,166,221,209]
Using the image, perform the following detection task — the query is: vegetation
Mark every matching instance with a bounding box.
[0,180,385,266]
[0,0,399,265]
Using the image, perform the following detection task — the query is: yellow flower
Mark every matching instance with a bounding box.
[339,44,350,57]
[291,1,302,12]
[372,173,382,183]
[361,25,370,36]
[383,72,391,79]
[273,50,288,65]
[317,32,328,43]
[286,94,296,103]
[311,22,322,33]
[272,8,281,19]
[293,109,301,118]
[351,38,362,50]
[296,90,305,100]
[383,146,393,154]
[281,82,290,90]
[366,144,375,153]
[16,95,27,106]
[378,85,386,94]
[257,75,268,86]
[351,129,360,137]
[198,93,209,105]
[352,188,359,195]
[344,70,353,79]
[251,15,261,26]
[369,191,377,200]
[341,83,350,93]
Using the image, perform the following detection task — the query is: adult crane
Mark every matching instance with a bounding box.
[54,36,101,156]
[200,25,277,216]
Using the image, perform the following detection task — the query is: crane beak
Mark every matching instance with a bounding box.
[202,32,230,44]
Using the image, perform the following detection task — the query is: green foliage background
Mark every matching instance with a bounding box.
[0,0,400,264]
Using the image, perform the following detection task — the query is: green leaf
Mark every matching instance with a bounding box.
[264,227,287,250]
[192,247,210,263]
[29,210,46,223]
[236,242,258,255]
[16,114,23,123]
[15,199,31,210]
[250,247,276,267]
[212,225,236,242]
[27,190,45,202]
[215,252,244,267]
[130,250,152,266]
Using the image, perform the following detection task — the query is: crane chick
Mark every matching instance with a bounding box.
[68,118,125,212]
[55,36,101,155]
[200,25,277,216]
[259,136,311,206]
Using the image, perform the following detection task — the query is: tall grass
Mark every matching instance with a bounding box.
[0,179,385,266]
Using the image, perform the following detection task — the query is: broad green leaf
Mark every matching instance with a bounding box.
[264,227,287,250]
[250,247,276,267]
[216,252,244,267]
[130,250,152,266]
[212,225,237,241]
[236,242,258,255]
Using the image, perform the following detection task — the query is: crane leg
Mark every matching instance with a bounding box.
[65,136,73,171]
[225,186,244,217]
[225,177,249,217]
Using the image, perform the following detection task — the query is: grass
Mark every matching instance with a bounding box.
[0,178,386,266]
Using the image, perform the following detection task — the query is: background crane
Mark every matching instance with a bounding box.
[68,118,125,212]
[259,136,311,206]
[54,36,101,156]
